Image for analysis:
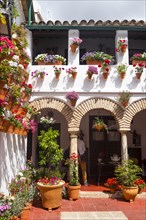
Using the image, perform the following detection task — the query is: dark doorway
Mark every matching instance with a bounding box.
[89,115,121,183]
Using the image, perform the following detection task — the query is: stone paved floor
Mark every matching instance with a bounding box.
[23,185,146,220]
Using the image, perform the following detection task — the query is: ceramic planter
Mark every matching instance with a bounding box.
[67,184,81,200]
[37,180,65,210]
[122,185,138,203]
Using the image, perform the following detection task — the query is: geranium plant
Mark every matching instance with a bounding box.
[134,63,144,74]
[66,152,79,186]
[0,36,15,59]
[38,177,61,186]
[86,66,98,75]
[130,52,146,61]
[31,69,48,79]
[66,91,79,100]
[66,67,77,75]
[134,178,146,192]
[21,83,32,96]
[116,38,128,53]
[104,177,118,189]
[70,37,83,46]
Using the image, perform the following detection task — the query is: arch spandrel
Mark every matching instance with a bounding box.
[29,97,73,125]
[69,97,124,129]
[122,99,146,129]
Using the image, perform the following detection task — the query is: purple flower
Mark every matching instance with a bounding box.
[87,66,98,75]
[66,91,79,100]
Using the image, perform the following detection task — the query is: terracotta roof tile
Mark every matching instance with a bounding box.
[26,19,146,28]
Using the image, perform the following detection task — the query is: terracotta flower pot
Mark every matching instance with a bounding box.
[69,99,77,107]
[122,185,138,203]
[0,79,7,88]
[120,45,127,53]
[71,72,77,80]
[87,73,93,80]
[0,88,8,100]
[37,181,65,210]
[135,72,142,79]
[55,72,60,79]
[119,72,126,79]
[70,44,78,53]
[102,72,109,80]
[67,184,81,200]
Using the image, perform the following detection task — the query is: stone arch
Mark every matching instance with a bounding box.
[69,97,124,129]
[122,98,146,130]
[29,97,73,126]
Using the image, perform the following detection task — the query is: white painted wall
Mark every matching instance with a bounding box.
[0,133,27,195]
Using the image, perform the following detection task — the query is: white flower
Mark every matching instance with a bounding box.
[12,55,19,62]
[18,64,24,69]
[8,61,18,67]
[20,177,26,181]
[18,172,23,177]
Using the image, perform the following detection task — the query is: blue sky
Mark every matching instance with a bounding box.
[33,0,146,22]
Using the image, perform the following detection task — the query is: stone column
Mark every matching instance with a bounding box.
[120,131,128,161]
[115,30,129,64]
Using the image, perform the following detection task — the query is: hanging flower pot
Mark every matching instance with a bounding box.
[0,79,7,88]
[102,72,109,80]
[120,45,127,53]
[70,44,78,53]
[16,107,27,117]
[87,73,93,80]
[55,71,61,79]
[72,72,77,80]
[120,72,126,79]
[0,88,8,100]
[135,72,142,80]
[66,91,79,107]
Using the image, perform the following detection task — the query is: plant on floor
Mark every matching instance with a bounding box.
[66,152,79,186]
[114,160,142,187]
[38,127,63,171]
[104,177,118,189]
[134,178,146,193]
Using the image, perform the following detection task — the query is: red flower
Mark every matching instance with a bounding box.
[105,178,118,188]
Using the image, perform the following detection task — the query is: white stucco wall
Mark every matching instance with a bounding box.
[0,132,27,195]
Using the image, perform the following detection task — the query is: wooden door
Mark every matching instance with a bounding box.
[89,116,121,177]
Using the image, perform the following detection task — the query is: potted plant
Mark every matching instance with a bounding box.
[133,63,144,79]
[21,83,32,101]
[86,66,98,79]
[92,116,108,132]
[70,37,83,53]
[130,52,146,66]
[104,177,118,193]
[66,91,79,107]
[114,159,142,203]
[55,55,66,65]
[53,66,64,79]
[116,63,128,79]
[116,38,128,53]
[31,69,48,80]
[118,90,131,108]
[40,116,55,124]
[37,127,64,210]
[100,59,111,79]
[65,152,81,200]
[34,53,47,65]
[66,67,77,79]
[0,36,15,61]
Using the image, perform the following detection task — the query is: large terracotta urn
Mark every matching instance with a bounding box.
[122,185,138,203]
[37,180,65,210]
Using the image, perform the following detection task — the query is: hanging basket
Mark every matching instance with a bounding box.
[94,124,104,131]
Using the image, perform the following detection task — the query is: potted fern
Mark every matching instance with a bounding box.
[114,160,142,203]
